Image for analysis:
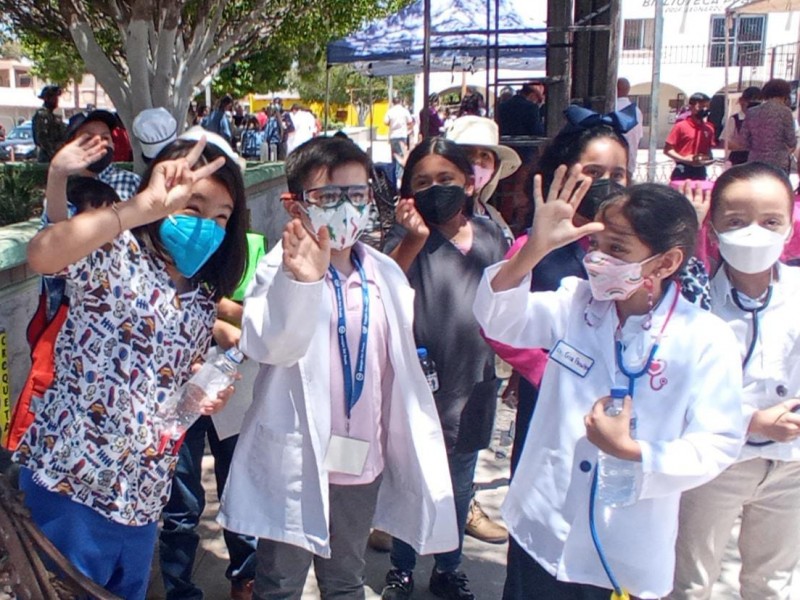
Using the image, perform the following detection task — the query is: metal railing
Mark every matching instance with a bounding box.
[622,41,798,82]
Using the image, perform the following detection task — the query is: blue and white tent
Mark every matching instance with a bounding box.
[326,0,547,75]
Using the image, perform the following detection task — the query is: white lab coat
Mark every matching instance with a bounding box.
[218,242,458,558]
[711,263,800,462]
[473,264,744,599]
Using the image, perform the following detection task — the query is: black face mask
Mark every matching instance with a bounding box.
[577,178,625,222]
[696,109,710,120]
[87,147,114,174]
[746,101,761,109]
[414,184,467,225]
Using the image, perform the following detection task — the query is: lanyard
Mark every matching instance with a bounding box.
[615,285,680,397]
[328,253,369,420]
[730,285,772,369]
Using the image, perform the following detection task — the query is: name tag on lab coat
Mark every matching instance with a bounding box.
[550,340,594,378]
[324,435,370,476]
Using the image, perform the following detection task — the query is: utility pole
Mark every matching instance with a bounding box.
[646,0,663,182]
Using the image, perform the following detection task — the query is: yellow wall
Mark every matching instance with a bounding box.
[247,95,391,136]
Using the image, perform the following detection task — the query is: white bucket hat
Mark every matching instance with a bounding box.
[132,108,178,160]
[446,115,521,202]
[179,126,246,170]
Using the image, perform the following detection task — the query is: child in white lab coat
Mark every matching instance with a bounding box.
[473,168,745,599]
[671,162,800,600]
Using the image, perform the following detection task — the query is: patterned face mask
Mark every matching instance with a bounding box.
[583,250,659,301]
[302,200,372,251]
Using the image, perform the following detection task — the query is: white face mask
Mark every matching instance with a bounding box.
[472,164,494,193]
[303,201,372,251]
[716,223,789,274]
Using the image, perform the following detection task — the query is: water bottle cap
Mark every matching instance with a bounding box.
[416,347,428,359]
[224,347,244,364]
[610,386,628,399]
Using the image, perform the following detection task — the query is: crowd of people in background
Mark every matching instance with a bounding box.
[7,72,800,600]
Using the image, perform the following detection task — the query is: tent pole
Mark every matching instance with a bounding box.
[422,0,431,137]
[369,75,374,161]
[646,0,663,182]
[325,65,331,134]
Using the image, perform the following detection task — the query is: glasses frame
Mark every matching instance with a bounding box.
[301,183,374,209]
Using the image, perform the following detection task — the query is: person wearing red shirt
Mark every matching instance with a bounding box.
[664,93,715,181]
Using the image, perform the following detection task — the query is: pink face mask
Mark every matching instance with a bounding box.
[472,164,494,192]
[582,250,659,301]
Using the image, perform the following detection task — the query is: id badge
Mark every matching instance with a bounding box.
[324,435,370,476]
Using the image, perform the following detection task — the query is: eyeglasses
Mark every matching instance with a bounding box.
[302,184,373,208]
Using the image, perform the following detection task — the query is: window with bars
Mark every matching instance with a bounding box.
[708,15,766,67]
[622,19,655,51]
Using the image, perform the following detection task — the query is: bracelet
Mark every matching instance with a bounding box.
[110,203,123,235]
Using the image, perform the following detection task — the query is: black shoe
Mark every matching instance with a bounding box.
[429,569,475,600]
[381,568,414,599]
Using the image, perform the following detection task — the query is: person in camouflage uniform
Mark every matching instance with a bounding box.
[32,85,66,163]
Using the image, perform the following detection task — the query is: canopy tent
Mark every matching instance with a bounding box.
[326,0,547,76]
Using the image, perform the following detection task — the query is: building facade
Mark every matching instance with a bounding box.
[0,58,115,132]
[619,0,800,145]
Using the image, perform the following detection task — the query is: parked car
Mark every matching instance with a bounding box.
[0,122,37,161]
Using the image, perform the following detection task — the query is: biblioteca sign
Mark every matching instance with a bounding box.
[641,0,734,12]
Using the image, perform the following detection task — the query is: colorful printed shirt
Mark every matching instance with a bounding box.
[15,231,217,525]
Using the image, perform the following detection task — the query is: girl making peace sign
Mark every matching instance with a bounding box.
[15,137,248,599]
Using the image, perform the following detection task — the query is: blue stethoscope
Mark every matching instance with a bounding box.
[588,285,679,600]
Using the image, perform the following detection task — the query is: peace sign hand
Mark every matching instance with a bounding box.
[282,219,331,283]
[135,136,226,220]
[528,164,605,254]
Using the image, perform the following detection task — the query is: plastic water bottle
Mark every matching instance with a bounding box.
[417,347,439,392]
[597,386,640,508]
[493,400,515,459]
[157,347,243,452]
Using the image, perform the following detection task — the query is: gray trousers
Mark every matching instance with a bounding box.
[253,476,382,600]
[670,458,800,600]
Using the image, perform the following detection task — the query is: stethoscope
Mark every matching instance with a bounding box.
[729,284,798,447]
[731,285,772,370]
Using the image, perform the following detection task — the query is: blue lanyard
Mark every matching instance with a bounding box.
[328,254,370,420]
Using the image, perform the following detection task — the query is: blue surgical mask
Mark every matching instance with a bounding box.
[158,214,225,278]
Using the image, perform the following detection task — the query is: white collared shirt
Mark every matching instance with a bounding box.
[710,263,800,461]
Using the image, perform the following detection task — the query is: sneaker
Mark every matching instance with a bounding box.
[429,569,475,600]
[230,579,254,600]
[368,528,393,552]
[464,499,508,544]
[381,568,414,599]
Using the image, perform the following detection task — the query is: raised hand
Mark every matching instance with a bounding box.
[282,219,331,282]
[50,133,110,176]
[490,164,604,292]
[395,198,430,241]
[528,164,605,254]
[136,136,226,220]
[679,180,711,226]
